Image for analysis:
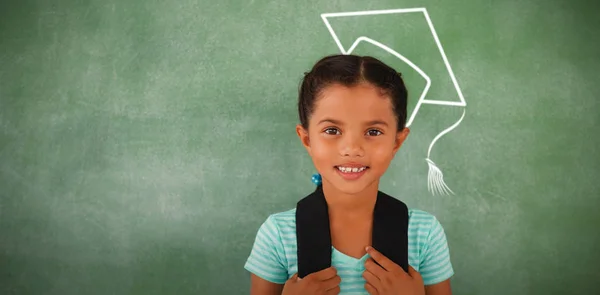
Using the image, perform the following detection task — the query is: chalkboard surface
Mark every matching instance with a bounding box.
[1,0,599,294]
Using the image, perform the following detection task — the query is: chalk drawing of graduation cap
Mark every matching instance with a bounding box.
[321,8,467,196]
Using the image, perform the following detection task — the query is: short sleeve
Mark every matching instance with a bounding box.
[419,216,454,285]
[244,215,289,284]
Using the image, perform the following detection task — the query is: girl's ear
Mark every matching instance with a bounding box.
[296,124,311,153]
[392,127,410,155]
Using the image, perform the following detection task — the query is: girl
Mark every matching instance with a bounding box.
[244,54,454,295]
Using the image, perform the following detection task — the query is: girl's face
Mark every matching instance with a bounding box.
[296,82,409,196]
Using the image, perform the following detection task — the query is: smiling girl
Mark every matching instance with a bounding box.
[244,54,454,295]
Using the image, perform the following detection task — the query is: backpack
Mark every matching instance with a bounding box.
[295,185,409,278]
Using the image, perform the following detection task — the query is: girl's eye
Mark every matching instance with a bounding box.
[367,129,383,136]
[324,127,340,135]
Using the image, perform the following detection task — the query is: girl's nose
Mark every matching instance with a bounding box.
[340,135,365,157]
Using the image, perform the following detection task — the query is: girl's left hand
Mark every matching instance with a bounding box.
[363,246,425,295]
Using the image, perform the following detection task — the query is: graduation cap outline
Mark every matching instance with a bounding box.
[321,8,467,196]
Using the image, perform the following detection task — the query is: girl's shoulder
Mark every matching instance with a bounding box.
[261,208,297,232]
[406,208,449,242]
[407,208,444,229]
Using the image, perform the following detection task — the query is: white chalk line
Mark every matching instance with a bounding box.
[321,7,467,128]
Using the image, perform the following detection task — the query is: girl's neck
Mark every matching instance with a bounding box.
[321,180,379,220]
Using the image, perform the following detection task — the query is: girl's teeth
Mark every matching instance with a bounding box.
[337,166,366,173]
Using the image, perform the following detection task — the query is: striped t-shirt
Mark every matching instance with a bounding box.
[244,207,454,293]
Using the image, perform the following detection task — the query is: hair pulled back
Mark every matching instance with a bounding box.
[298,54,408,130]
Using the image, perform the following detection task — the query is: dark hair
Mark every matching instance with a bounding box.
[298,54,408,131]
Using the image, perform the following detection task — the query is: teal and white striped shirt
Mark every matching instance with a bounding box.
[244,207,454,293]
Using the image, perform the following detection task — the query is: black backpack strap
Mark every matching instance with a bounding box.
[373,191,409,272]
[296,186,409,278]
[296,185,331,278]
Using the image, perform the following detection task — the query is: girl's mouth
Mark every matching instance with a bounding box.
[334,165,369,180]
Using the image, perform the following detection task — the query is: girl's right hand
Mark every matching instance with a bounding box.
[282,267,341,295]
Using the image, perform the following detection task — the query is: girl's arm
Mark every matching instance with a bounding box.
[250,274,284,295]
[425,278,452,295]
[245,216,289,294]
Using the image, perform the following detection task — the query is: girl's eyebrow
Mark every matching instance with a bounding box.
[317,118,389,127]
[365,120,389,127]
[317,118,342,125]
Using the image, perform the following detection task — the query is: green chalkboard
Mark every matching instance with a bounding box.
[1,0,599,294]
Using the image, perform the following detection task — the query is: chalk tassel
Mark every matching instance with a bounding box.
[425,109,466,196]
